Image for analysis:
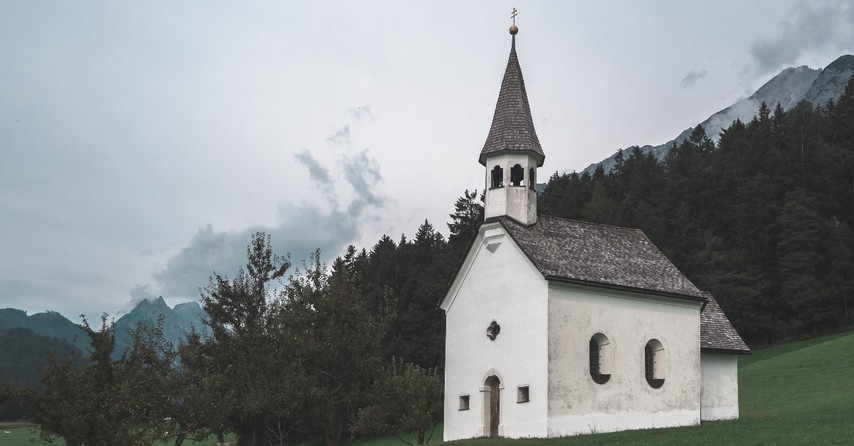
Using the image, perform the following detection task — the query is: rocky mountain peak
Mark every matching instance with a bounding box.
[582,54,854,175]
[803,55,854,107]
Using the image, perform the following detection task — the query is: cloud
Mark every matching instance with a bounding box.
[151,108,386,300]
[342,149,387,215]
[750,0,854,73]
[119,284,157,314]
[295,149,336,202]
[680,69,708,88]
[153,224,255,298]
[152,199,376,299]
[326,125,351,146]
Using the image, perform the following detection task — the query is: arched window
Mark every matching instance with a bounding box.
[645,339,665,388]
[491,165,504,189]
[589,333,612,384]
[510,164,524,186]
[528,167,536,190]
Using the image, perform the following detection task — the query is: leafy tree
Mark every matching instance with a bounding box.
[166,331,231,446]
[352,358,443,445]
[200,232,298,446]
[282,250,395,446]
[29,315,159,446]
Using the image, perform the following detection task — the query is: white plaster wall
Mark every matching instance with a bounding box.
[700,352,740,420]
[546,283,702,437]
[483,153,538,225]
[442,223,549,440]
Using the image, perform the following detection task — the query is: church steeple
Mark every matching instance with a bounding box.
[480,15,544,225]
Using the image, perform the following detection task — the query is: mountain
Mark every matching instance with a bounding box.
[0,308,87,349]
[113,297,209,357]
[803,55,854,106]
[583,54,854,174]
[0,298,209,357]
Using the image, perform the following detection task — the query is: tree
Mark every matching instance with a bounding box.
[776,189,825,334]
[200,232,298,446]
[352,358,443,445]
[282,250,394,446]
[582,182,617,224]
[447,189,484,254]
[823,220,854,325]
[166,331,231,446]
[29,315,162,446]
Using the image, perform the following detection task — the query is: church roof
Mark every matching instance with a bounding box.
[497,215,705,300]
[700,292,751,354]
[479,33,545,167]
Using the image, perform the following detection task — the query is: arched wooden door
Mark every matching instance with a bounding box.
[485,375,500,437]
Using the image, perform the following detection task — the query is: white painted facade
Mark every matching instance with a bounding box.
[547,283,702,436]
[442,222,549,440]
[700,352,740,421]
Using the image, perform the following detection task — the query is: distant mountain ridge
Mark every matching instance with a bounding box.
[0,308,87,349]
[583,54,854,174]
[113,297,209,357]
[0,298,208,356]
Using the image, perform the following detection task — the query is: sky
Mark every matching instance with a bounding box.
[2,1,854,319]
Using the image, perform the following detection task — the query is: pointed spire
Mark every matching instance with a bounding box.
[479,21,544,166]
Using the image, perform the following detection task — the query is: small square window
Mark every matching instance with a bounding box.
[517,385,530,403]
[459,395,470,411]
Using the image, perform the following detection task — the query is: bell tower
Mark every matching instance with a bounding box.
[479,17,544,225]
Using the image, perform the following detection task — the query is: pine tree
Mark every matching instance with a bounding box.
[776,189,825,334]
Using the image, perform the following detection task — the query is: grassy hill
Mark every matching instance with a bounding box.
[4,332,853,445]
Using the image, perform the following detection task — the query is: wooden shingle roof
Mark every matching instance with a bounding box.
[498,215,705,300]
[479,34,545,167]
[700,292,751,354]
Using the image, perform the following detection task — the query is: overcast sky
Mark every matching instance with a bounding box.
[3,1,854,319]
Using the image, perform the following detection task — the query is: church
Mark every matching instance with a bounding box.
[440,21,750,441]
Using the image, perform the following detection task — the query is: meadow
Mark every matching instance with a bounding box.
[3,331,853,445]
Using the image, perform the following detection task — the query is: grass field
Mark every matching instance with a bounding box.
[0,424,235,445]
[4,332,853,445]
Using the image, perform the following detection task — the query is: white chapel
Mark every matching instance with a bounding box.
[440,21,750,441]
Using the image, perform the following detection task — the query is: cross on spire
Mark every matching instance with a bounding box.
[509,8,519,35]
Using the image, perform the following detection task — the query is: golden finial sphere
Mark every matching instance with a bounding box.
[509,24,518,35]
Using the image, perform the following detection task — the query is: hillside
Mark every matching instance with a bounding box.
[0,328,82,421]
[0,309,86,350]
